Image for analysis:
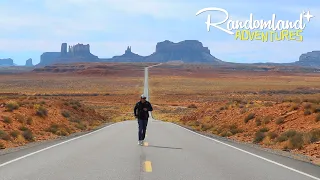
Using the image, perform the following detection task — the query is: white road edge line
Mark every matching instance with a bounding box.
[147,64,319,180]
[0,123,118,168]
[170,123,320,180]
[0,63,161,169]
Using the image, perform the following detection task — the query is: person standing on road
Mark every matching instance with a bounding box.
[134,94,153,146]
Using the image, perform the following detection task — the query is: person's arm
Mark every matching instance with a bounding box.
[148,102,153,111]
[134,103,138,117]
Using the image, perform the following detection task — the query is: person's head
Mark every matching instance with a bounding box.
[140,94,147,103]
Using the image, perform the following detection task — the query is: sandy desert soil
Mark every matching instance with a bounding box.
[0,63,148,149]
[149,63,320,164]
[1,62,319,165]
[0,97,107,149]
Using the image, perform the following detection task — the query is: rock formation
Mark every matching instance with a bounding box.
[25,58,33,67]
[39,52,61,66]
[145,40,222,64]
[125,46,132,54]
[295,51,320,67]
[38,40,224,65]
[105,46,144,62]
[61,43,68,56]
[66,44,97,58]
[0,58,14,66]
[38,43,99,66]
[102,40,223,64]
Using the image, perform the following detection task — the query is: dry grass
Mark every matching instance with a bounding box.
[276,117,285,125]
[1,63,320,162]
[0,65,143,123]
[254,131,266,143]
[289,103,299,111]
[150,66,320,106]
[255,118,262,126]
[244,113,255,123]
[46,124,72,136]
[22,130,34,142]
[0,142,5,149]
[0,63,145,149]
[0,96,110,148]
[0,130,11,141]
[304,109,312,116]
[0,74,143,95]
[3,116,12,124]
[5,101,19,112]
[263,116,273,124]
[316,114,320,122]
[310,104,320,113]
[149,64,320,163]
[35,105,48,117]
[10,130,20,138]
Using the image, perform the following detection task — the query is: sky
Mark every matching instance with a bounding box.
[0,0,319,65]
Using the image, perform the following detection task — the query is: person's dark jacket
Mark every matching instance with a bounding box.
[134,101,153,120]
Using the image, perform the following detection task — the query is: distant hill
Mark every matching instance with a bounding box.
[145,40,223,64]
[102,46,144,62]
[39,52,60,66]
[102,40,223,64]
[253,51,320,68]
[38,43,100,66]
[31,62,320,75]
[0,58,33,68]
[1,40,320,68]
[294,51,320,67]
[25,58,33,67]
[32,62,157,76]
[33,40,320,67]
[0,58,15,66]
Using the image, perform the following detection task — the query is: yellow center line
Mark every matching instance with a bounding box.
[144,161,152,172]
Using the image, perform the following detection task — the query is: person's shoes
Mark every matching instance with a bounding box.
[138,141,143,146]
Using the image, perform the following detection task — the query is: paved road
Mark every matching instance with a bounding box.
[0,65,319,180]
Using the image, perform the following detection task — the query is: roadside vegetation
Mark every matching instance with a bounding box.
[0,66,143,149]
[0,97,110,149]
[150,67,320,164]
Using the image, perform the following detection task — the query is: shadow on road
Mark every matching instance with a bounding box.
[146,145,182,150]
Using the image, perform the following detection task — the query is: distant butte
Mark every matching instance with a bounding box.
[30,40,320,67]
[144,40,223,64]
[104,46,144,62]
[38,43,100,66]
[25,58,33,67]
[101,40,223,64]
[0,58,14,66]
[295,51,320,67]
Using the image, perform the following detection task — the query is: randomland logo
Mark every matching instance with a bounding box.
[196,7,314,42]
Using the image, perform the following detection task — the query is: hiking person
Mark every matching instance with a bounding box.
[134,94,153,145]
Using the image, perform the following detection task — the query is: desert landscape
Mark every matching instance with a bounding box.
[149,63,320,164]
[0,62,319,165]
[1,1,320,178]
[0,63,156,149]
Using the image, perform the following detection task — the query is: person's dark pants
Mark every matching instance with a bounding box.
[138,119,148,141]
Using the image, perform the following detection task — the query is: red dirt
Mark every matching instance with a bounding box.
[0,97,107,149]
[149,63,320,164]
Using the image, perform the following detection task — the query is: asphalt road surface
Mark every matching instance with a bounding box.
[0,65,319,180]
